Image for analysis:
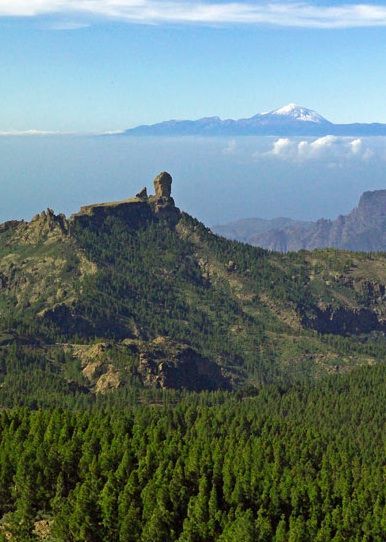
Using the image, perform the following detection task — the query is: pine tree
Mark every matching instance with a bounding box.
[218,509,256,542]
[99,475,119,541]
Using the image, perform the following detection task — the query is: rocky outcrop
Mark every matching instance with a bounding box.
[0,172,180,240]
[75,343,122,394]
[0,220,23,233]
[72,171,180,227]
[70,338,232,392]
[137,336,231,391]
[72,198,154,229]
[301,305,386,335]
[154,171,172,198]
[94,364,121,394]
[149,171,179,221]
[136,187,148,199]
[9,209,69,245]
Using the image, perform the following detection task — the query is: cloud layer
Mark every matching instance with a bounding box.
[268,136,375,161]
[2,1,386,29]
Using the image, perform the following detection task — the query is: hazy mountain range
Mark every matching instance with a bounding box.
[122,104,386,136]
[214,190,386,252]
[214,217,312,243]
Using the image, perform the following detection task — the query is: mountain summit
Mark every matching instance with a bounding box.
[121,105,386,136]
[262,103,329,124]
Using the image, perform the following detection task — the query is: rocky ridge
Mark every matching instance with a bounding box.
[216,190,386,253]
[1,172,386,395]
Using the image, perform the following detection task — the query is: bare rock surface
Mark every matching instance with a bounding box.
[137,336,232,391]
[153,171,172,198]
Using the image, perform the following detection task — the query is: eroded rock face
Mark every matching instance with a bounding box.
[138,336,231,391]
[72,199,154,229]
[136,187,148,199]
[301,305,386,335]
[75,343,122,394]
[70,337,231,393]
[71,171,180,227]
[150,171,180,221]
[154,171,172,198]
[94,365,121,394]
[11,209,68,245]
[242,190,386,252]
[0,220,23,233]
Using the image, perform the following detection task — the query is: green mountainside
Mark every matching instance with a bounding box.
[0,172,385,541]
[1,172,386,405]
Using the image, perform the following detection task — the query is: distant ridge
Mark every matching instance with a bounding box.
[121,104,386,136]
[214,190,386,252]
[213,217,312,243]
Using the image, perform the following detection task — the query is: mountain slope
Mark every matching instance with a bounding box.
[1,173,386,403]
[121,104,386,136]
[218,190,386,252]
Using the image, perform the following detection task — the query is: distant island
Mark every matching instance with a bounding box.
[214,189,386,252]
[121,103,386,137]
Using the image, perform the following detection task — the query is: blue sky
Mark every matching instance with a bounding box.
[2,1,386,131]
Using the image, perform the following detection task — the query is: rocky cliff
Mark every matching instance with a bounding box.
[217,190,386,253]
[72,171,180,229]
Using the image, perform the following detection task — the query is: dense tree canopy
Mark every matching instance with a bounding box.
[0,365,384,541]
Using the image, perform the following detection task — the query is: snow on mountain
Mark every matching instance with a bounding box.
[122,104,386,136]
[264,103,329,124]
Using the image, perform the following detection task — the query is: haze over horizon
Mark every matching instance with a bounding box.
[0,102,380,136]
[2,2,386,228]
[1,135,386,228]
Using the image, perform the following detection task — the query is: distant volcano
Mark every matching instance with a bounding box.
[121,104,386,136]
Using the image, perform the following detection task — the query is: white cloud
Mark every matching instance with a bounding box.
[272,138,292,155]
[2,1,386,29]
[267,136,374,161]
[298,135,339,157]
[350,138,363,154]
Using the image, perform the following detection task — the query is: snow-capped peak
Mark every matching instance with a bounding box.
[266,103,327,123]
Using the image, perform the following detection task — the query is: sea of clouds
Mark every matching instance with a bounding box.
[0,135,385,226]
[221,135,382,163]
[268,136,375,161]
